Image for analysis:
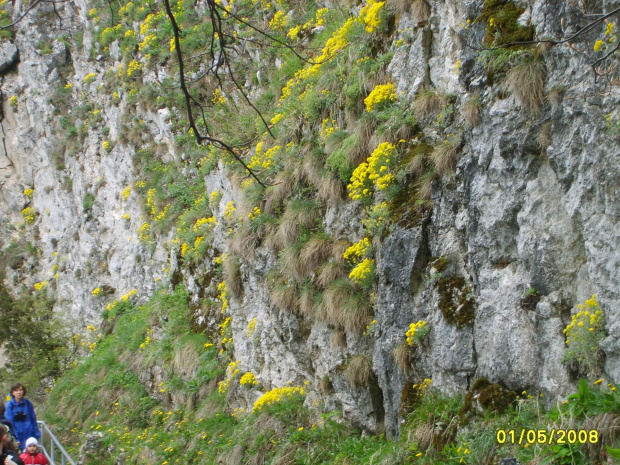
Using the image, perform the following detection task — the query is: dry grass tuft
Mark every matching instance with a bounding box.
[345,355,374,387]
[430,134,461,176]
[583,412,620,459]
[280,244,311,282]
[301,235,334,274]
[462,92,482,127]
[173,343,200,380]
[318,175,344,203]
[414,89,448,121]
[505,58,546,113]
[223,253,243,299]
[271,445,298,465]
[413,169,436,201]
[393,340,413,373]
[265,170,294,215]
[408,421,435,453]
[228,224,259,259]
[276,200,319,247]
[332,329,347,348]
[537,121,552,149]
[315,260,347,289]
[386,0,412,15]
[270,278,300,314]
[407,152,427,177]
[411,0,431,21]
[548,85,565,110]
[319,280,373,333]
[298,284,316,316]
[352,116,379,164]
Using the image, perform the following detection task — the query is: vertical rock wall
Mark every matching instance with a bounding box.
[0,0,618,439]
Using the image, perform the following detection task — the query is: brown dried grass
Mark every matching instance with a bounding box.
[430,135,461,177]
[345,355,374,387]
[505,58,546,113]
[393,340,413,374]
[414,89,448,120]
[222,253,243,299]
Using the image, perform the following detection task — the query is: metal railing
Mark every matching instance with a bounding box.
[37,421,76,465]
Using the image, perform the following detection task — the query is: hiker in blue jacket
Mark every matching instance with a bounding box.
[4,384,38,450]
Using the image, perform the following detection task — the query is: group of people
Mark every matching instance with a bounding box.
[0,384,47,465]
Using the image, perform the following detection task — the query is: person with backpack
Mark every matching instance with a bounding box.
[4,384,39,451]
[0,424,20,465]
[18,439,46,465]
[0,403,14,442]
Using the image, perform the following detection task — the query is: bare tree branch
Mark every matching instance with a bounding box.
[162,0,266,187]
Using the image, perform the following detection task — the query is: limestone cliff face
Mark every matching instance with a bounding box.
[0,0,618,439]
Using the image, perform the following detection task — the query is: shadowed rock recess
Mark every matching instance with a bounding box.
[0,0,618,443]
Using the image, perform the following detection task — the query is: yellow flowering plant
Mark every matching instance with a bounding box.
[252,385,306,412]
[364,83,397,112]
[347,142,398,201]
[563,295,606,373]
[405,321,430,346]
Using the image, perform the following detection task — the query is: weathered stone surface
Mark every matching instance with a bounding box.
[0,42,18,75]
[0,0,618,442]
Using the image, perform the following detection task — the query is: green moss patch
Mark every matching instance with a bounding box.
[477,0,535,47]
[437,275,475,328]
[460,378,517,423]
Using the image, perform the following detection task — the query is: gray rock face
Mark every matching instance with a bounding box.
[0,0,618,442]
[0,42,18,75]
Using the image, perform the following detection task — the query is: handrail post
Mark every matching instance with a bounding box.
[37,421,77,465]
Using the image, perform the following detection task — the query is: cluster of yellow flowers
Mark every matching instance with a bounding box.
[405,321,429,346]
[349,258,375,284]
[248,207,261,221]
[120,289,138,302]
[252,385,306,412]
[102,141,112,152]
[269,10,288,30]
[456,443,471,463]
[343,237,372,262]
[270,113,284,125]
[193,216,216,232]
[245,317,257,337]
[83,73,97,83]
[126,59,142,77]
[223,201,236,219]
[364,83,397,112]
[280,17,356,101]
[146,188,157,216]
[218,360,241,393]
[211,88,226,105]
[362,201,389,235]
[100,24,122,44]
[594,22,615,51]
[239,372,258,386]
[343,238,375,285]
[21,207,36,224]
[139,328,153,350]
[92,287,102,296]
[564,295,605,366]
[121,186,131,200]
[364,319,378,335]
[218,281,229,312]
[413,378,432,391]
[248,144,280,171]
[358,0,385,33]
[9,96,17,107]
[319,118,338,140]
[33,281,48,291]
[138,221,153,244]
[347,142,397,199]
